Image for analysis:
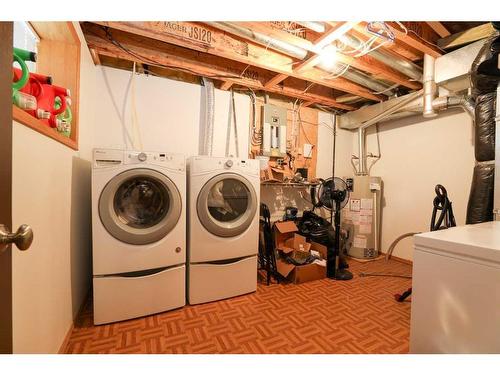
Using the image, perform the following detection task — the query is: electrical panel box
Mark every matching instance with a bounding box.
[262,104,287,157]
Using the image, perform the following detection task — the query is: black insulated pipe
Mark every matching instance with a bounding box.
[466,27,500,224]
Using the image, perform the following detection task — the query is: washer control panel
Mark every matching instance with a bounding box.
[92,149,185,171]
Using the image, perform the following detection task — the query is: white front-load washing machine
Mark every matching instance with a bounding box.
[92,148,186,324]
[188,156,260,304]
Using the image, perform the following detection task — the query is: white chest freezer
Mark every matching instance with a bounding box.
[410,221,500,353]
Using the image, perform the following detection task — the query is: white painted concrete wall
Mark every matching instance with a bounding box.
[94,66,250,158]
[360,109,475,261]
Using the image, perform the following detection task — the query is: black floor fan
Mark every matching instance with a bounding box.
[317,114,353,281]
[316,178,353,280]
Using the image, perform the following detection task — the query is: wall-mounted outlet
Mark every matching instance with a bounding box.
[303,143,313,158]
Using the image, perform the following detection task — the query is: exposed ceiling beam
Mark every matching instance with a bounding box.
[437,22,496,50]
[235,22,318,53]
[81,23,355,111]
[351,23,423,62]
[91,21,383,102]
[314,21,356,49]
[249,21,419,89]
[426,22,451,38]
[264,73,288,88]
[220,81,233,90]
[89,48,101,65]
[385,22,443,58]
[301,101,316,107]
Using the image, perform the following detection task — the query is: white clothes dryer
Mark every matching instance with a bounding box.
[188,156,260,304]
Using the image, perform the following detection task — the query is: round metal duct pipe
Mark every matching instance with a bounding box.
[340,34,423,82]
[422,54,437,117]
[331,66,396,96]
[206,22,308,60]
[208,22,396,95]
[295,21,326,33]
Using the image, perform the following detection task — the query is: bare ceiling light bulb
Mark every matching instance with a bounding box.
[319,45,338,70]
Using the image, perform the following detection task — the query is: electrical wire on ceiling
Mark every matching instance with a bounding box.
[394,21,446,53]
[370,83,400,95]
[239,37,274,80]
[100,26,244,81]
[321,63,351,80]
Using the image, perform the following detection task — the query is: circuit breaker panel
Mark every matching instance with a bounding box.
[262,104,287,157]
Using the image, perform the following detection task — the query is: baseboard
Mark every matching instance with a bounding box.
[381,252,413,266]
[58,322,74,354]
[58,287,91,354]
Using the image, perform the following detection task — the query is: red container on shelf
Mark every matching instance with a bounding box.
[12,67,71,128]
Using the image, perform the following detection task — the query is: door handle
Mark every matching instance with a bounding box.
[0,224,33,252]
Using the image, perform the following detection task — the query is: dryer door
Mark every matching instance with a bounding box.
[197,173,257,237]
[99,168,182,245]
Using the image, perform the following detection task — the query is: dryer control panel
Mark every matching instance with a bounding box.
[190,156,259,176]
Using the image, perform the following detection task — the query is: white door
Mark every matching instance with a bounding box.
[197,173,257,237]
[99,168,182,245]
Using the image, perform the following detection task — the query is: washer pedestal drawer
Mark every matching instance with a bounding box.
[93,265,185,325]
[188,256,257,305]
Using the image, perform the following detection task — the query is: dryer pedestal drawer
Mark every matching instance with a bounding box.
[93,265,185,325]
[188,256,257,305]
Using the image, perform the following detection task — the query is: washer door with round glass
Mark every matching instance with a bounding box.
[99,168,182,245]
[197,173,257,237]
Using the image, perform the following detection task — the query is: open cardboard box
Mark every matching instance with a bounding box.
[273,221,328,284]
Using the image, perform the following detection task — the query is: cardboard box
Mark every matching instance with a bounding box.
[274,221,299,251]
[273,221,327,284]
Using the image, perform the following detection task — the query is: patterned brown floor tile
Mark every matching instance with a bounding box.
[62,259,412,354]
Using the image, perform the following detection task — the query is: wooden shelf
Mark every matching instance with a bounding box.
[13,22,80,151]
[13,106,78,150]
[261,181,319,187]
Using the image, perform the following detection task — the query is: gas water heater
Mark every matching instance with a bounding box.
[342,175,382,259]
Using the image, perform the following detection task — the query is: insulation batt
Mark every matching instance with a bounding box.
[474,92,497,162]
[466,31,500,224]
[466,163,495,224]
[471,35,500,98]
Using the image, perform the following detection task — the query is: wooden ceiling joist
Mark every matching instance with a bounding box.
[91,21,383,102]
[437,23,496,50]
[264,73,288,88]
[426,22,451,38]
[220,81,233,90]
[316,22,356,48]
[351,23,424,62]
[80,21,464,113]
[81,23,355,110]
[89,48,101,66]
[385,22,443,58]
[234,21,420,90]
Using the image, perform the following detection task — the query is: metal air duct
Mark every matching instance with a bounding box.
[340,34,423,82]
[295,21,326,33]
[207,22,308,60]
[422,54,437,117]
[208,22,396,95]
